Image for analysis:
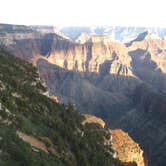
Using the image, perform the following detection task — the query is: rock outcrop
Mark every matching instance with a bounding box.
[50,95,59,103]
[82,114,106,128]
[112,129,145,166]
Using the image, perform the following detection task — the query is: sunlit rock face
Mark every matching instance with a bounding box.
[49,95,59,103]
[47,34,134,77]
[82,114,106,128]
[112,129,145,166]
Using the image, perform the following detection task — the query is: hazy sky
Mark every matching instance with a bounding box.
[0,0,166,27]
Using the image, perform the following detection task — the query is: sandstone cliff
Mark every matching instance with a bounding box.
[112,129,145,166]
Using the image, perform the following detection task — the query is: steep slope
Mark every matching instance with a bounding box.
[0,49,125,166]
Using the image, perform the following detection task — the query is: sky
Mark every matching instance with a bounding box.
[0,0,166,27]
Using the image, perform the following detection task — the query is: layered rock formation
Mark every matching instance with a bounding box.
[47,34,133,75]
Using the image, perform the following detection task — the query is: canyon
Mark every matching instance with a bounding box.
[1,23,166,166]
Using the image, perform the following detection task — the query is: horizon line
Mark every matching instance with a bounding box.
[1,22,166,29]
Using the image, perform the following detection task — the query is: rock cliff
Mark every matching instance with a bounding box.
[112,129,145,166]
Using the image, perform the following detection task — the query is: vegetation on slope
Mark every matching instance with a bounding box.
[0,49,123,166]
